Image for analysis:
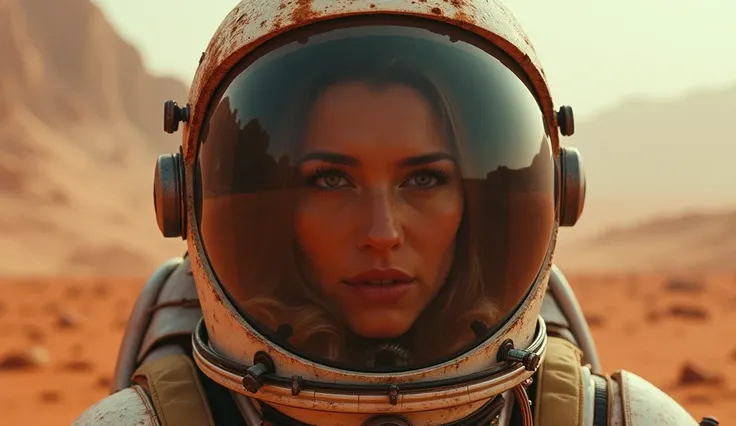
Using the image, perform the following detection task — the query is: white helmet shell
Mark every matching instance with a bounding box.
[182,0,559,424]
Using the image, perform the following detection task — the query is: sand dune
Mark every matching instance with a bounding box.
[556,209,736,273]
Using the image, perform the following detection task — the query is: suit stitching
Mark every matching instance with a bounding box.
[133,385,158,426]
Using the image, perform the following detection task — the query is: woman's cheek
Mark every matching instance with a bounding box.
[407,191,463,272]
[294,206,347,274]
[407,189,463,229]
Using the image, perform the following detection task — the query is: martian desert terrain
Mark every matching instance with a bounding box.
[1,273,735,424]
[0,0,734,424]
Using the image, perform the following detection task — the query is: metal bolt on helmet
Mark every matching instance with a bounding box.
[163,100,190,134]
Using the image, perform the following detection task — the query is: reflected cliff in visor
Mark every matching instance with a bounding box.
[194,24,556,372]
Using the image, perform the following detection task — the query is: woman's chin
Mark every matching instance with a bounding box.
[347,310,415,339]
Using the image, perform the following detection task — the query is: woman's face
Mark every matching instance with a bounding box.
[295,81,464,338]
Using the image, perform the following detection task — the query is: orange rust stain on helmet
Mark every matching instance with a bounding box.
[236,12,250,25]
[272,17,284,30]
[230,12,250,37]
[455,11,474,23]
[207,39,223,67]
[291,0,319,24]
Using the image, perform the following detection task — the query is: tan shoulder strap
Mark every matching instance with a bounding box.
[132,354,215,426]
[533,336,585,426]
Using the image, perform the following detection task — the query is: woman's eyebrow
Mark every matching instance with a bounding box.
[298,151,359,166]
[397,152,455,167]
[297,151,455,167]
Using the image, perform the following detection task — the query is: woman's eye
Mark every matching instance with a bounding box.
[317,174,349,188]
[404,173,437,187]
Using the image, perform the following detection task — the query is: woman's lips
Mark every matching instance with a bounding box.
[344,282,413,302]
[342,268,415,285]
[341,268,416,302]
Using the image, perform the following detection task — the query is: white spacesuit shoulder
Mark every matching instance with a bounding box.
[608,369,699,426]
[72,385,161,426]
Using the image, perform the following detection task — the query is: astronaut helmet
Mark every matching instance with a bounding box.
[153,0,585,424]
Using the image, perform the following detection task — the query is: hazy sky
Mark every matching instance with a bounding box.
[92,0,736,119]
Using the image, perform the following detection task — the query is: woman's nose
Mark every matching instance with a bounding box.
[358,193,404,252]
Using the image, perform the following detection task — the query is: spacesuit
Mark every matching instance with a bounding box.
[73,0,717,425]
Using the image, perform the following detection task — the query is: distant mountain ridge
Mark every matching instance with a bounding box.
[552,83,736,271]
[0,0,187,276]
[572,84,735,199]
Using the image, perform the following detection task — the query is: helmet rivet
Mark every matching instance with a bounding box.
[164,100,190,134]
[557,105,575,136]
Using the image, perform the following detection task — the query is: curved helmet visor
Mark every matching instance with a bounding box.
[195,18,555,373]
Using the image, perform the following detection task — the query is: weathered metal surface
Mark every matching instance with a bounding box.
[612,370,700,426]
[547,265,600,372]
[72,386,160,426]
[179,0,559,163]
